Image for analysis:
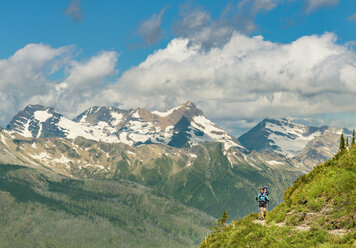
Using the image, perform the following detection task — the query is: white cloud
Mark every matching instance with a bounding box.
[252,0,279,14]
[304,0,339,13]
[0,44,71,124]
[99,32,356,135]
[0,44,117,125]
[173,7,234,50]
[137,8,166,46]
[173,1,280,50]
[29,51,118,117]
[1,32,356,136]
[65,0,83,22]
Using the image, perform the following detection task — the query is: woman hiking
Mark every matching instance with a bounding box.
[256,187,269,220]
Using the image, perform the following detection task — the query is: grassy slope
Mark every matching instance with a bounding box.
[200,147,356,247]
[0,164,214,248]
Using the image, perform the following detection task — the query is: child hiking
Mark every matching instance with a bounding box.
[256,187,269,220]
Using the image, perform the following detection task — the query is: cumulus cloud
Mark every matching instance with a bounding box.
[0,44,117,125]
[97,32,356,135]
[2,32,356,136]
[29,51,118,116]
[173,1,279,50]
[65,0,83,22]
[0,44,71,124]
[137,8,166,46]
[304,0,339,13]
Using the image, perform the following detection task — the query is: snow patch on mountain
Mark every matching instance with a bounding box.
[191,115,243,150]
[34,110,52,123]
[52,155,73,164]
[265,121,321,157]
[267,160,284,166]
[31,152,52,161]
[58,116,120,143]
[152,105,182,117]
[0,133,7,145]
[21,121,33,138]
[110,112,124,126]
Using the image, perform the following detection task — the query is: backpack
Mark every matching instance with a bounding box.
[264,186,269,196]
[258,192,267,202]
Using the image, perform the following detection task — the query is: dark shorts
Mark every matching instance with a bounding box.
[259,201,267,208]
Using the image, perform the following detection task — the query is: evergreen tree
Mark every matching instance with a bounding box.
[210,211,230,233]
[346,137,349,148]
[339,133,345,152]
[219,211,230,227]
[352,129,355,147]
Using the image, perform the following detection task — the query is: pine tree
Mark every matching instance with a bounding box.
[219,211,230,227]
[352,129,355,147]
[210,211,230,233]
[346,137,349,148]
[339,133,346,152]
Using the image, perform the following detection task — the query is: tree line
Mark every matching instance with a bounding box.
[339,129,355,152]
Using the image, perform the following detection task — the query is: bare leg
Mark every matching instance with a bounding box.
[260,207,263,219]
[263,207,267,218]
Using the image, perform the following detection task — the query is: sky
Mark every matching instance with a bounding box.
[0,0,356,136]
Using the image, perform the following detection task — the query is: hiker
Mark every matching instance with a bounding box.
[256,187,269,220]
[264,186,269,196]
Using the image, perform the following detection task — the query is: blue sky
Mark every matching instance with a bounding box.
[0,0,356,135]
[1,1,355,71]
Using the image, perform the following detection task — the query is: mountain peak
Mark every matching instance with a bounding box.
[150,101,201,119]
[23,104,52,112]
[73,106,133,126]
[6,104,64,138]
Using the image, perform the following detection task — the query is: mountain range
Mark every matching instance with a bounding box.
[6,101,243,150]
[0,102,350,220]
[3,102,349,171]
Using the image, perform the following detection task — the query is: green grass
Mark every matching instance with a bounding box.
[200,147,356,247]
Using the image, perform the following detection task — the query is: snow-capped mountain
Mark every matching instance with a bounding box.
[6,102,243,150]
[6,104,122,143]
[118,102,244,149]
[7,104,68,138]
[238,118,351,170]
[238,118,329,157]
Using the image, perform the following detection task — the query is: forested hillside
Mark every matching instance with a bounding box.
[0,164,214,248]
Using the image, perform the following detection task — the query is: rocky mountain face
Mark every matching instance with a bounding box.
[6,104,67,138]
[238,118,351,171]
[6,102,243,150]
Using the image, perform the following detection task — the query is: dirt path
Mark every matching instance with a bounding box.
[252,219,266,226]
[252,219,349,236]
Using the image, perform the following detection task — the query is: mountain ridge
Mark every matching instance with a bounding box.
[238,117,352,170]
[5,102,244,151]
[4,103,352,172]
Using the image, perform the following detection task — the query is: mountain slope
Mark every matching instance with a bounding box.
[0,130,301,219]
[0,163,215,248]
[238,118,351,171]
[6,102,243,150]
[200,146,356,247]
[238,118,329,157]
